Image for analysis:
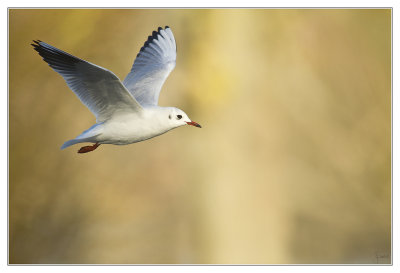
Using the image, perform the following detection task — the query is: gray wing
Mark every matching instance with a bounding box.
[123,26,176,106]
[32,40,143,122]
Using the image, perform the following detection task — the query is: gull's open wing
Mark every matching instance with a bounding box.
[32,40,143,122]
[123,26,176,106]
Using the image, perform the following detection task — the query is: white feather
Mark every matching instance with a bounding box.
[123,26,177,106]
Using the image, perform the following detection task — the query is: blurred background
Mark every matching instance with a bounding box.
[9,9,391,264]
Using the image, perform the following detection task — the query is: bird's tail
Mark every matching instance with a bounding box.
[60,124,103,150]
[61,139,83,150]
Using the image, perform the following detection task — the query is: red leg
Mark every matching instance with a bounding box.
[78,143,100,153]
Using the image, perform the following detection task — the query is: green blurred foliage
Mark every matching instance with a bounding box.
[9,9,391,264]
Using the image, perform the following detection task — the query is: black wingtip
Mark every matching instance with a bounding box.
[31,40,44,50]
[31,40,83,66]
[31,40,40,50]
[139,27,164,53]
[137,26,172,56]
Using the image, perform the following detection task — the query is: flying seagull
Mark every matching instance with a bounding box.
[32,26,201,153]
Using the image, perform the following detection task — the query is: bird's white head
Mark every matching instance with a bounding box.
[167,107,201,128]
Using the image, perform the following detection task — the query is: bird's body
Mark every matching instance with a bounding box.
[64,106,184,147]
[32,26,201,153]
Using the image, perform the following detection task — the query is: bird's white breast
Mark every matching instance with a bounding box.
[98,107,173,145]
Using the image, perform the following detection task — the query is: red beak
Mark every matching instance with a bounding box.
[186,121,202,128]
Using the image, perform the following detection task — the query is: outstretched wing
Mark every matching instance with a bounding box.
[32,40,143,122]
[123,26,177,106]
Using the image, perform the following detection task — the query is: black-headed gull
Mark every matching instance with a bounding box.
[32,26,201,153]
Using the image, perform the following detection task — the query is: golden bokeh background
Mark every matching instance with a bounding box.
[9,9,391,264]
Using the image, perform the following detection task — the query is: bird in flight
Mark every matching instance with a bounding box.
[32,26,201,153]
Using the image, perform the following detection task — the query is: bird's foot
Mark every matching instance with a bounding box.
[78,143,100,153]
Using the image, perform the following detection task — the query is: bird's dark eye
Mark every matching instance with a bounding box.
[177,115,182,120]
[168,114,171,119]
